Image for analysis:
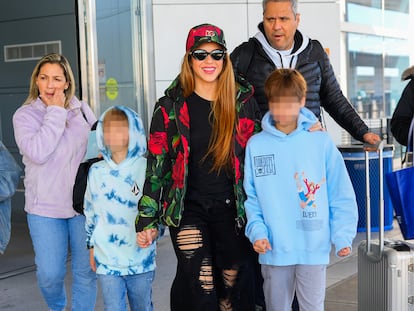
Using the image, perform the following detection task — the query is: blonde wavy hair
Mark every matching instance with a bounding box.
[180,51,237,173]
[24,53,76,108]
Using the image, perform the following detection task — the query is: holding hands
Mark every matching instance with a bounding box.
[136,228,158,248]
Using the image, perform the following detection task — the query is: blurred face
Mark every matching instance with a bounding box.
[190,42,225,87]
[269,96,305,131]
[103,120,129,154]
[36,63,69,100]
[263,1,300,50]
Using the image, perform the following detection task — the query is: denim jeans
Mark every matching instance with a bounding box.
[0,198,12,254]
[97,271,155,311]
[27,214,97,311]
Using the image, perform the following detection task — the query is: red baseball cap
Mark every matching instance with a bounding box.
[185,23,227,52]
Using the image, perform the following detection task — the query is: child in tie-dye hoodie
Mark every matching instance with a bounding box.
[84,106,158,311]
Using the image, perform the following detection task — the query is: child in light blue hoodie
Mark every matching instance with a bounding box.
[243,69,358,311]
[84,106,158,311]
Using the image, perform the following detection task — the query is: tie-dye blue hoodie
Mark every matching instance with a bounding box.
[84,106,155,275]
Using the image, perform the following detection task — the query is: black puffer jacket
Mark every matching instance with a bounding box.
[391,78,414,146]
[231,26,369,142]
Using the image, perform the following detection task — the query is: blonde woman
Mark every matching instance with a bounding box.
[13,53,97,311]
[136,24,261,310]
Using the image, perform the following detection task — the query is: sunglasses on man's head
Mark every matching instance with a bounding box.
[191,49,226,61]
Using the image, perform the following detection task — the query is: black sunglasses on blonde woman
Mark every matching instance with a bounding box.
[191,49,226,61]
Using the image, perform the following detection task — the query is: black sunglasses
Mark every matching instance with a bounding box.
[191,49,226,61]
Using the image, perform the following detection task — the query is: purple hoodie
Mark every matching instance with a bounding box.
[13,96,96,218]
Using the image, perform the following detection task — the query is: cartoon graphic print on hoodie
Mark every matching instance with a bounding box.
[244,107,358,266]
[84,106,155,276]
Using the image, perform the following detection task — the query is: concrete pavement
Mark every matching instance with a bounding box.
[0,218,405,310]
[0,221,175,311]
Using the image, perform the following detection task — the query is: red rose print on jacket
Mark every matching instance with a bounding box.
[160,106,169,129]
[181,135,189,159]
[172,152,185,189]
[179,103,189,128]
[236,118,255,148]
[234,157,241,184]
[149,132,168,155]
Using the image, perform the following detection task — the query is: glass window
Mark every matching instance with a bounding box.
[344,0,411,153]
[346,33,409,119]
[96,1,135,113]
[346,0,409,30]
[346,1,382,27]
[384,0,409,13]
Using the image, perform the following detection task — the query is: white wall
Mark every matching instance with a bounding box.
[152,0,260,101]
[152,0,344,143]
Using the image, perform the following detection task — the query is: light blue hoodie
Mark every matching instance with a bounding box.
[244,108,358,266]
[84,106,155,275]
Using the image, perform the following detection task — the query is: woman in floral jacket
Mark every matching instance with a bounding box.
[136,24,261,310]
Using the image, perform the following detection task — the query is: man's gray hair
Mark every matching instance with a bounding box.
[262,0,298,15]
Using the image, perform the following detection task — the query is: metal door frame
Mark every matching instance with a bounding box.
[77,0,155,129]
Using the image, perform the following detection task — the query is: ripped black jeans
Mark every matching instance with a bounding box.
[169,198,255,311]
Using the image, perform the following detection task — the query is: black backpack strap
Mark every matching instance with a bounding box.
[91,121,98,131]
[81,109,88,122]
[73,157,104,214]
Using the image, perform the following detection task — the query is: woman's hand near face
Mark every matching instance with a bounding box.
[41,90,66,108]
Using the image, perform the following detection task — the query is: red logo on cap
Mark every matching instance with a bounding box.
[205,30,215,37]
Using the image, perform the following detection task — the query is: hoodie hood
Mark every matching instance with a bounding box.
[261,106,317,137]
[96,106,147,168]
[255,23,309,69]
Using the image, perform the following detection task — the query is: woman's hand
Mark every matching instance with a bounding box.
[136,228,158,248]
[40,90,66,108]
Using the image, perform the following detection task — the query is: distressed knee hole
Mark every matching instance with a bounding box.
[176,227,203,258]
[219,299,232,311]
[222,268,238,288]
[199,258,214,293]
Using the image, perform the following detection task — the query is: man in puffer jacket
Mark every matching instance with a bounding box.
[231,0,380,145]
[231,1,381,309]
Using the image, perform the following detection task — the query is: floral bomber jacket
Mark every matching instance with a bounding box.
[135,75,261,232]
